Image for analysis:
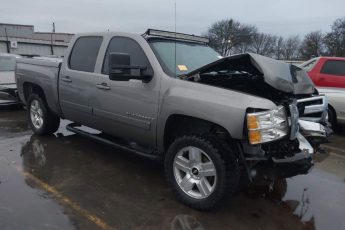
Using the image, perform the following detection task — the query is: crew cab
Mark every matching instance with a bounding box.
[300,57,345,127]
[15,29,330,210]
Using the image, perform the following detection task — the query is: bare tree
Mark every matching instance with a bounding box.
[299,31,324,60]
[324,17,345,56]
[204,19,257,56]
[249,33,277,57]
[204,19,240,56]
[233,24,258,54]
[281,35,301,60]
[205,18,307,60]
[274,36,284,60]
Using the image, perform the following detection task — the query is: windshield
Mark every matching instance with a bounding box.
[0,56,16,71]
[149,40,221,77]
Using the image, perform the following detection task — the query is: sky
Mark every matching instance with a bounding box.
[0,0,344,37]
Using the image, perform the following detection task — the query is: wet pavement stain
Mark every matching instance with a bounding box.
[1,109,345,230]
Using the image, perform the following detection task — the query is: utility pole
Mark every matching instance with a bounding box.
[4,27,10,53]
[50,22,55,55]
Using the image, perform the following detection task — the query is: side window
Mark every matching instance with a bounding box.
[69,36,103,72]
[102,37,150,74]
[321,60,345,76]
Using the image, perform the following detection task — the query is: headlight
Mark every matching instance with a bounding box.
[247,106,288,144]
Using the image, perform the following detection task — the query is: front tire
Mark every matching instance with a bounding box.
[164,135,239,210]
[27,94,60,135]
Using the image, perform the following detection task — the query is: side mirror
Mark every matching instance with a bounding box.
[108,52,153,82]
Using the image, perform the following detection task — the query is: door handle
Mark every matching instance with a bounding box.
[319,77,325,81]
[96,82,111,90]
[61,76,72,82]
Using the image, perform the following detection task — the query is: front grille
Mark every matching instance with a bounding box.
[262,138,300,158]
[297,96,328,123]
[299,99,323,107]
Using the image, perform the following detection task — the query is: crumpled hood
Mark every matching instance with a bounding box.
[186,53,315,95]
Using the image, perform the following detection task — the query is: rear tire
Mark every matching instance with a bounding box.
[27,94,60,135]
[164,135,239,210]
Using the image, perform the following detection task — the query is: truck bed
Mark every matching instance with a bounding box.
[15,57,63,115]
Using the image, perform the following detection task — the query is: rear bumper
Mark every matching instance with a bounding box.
[0,85,21,106]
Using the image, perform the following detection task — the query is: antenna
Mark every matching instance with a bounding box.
[174,2,177,77]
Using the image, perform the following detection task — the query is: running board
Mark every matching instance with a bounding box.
[66,123,161,160]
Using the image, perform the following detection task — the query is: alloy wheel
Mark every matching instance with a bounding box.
[173,146,217,199]
[30,99,44,129]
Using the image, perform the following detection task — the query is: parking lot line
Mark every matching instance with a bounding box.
[20,169,117,230]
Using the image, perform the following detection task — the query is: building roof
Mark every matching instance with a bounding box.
[0,22,34,28]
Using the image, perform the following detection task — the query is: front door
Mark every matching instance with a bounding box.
[92,36,160,147]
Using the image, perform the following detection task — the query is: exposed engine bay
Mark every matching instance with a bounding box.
[182,53,315,104]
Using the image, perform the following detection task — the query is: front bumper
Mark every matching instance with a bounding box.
[270,115,330,178]
[272,133,313,163]
[274,156,314,178]
[271,132,314,178]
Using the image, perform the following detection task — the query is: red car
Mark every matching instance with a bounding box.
[300,57,345,88]
[300,57,345,128]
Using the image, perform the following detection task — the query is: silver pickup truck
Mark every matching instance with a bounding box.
[15,29,330,210]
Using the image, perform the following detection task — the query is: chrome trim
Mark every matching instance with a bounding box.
[297,95,328,123]
[298,119,328,137]
[289,102,299,140]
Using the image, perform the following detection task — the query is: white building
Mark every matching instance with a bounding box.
[0,23,73,56]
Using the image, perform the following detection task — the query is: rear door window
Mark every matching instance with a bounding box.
[321,60,345,76]
[69,36,103,72]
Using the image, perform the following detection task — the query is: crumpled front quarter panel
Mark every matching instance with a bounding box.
[157,78,277,151]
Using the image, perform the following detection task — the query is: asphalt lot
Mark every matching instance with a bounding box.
[0,109,345,230]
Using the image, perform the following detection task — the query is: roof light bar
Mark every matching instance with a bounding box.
[145,29,209,44]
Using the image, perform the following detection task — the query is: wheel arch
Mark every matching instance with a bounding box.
[22,82,60,116]
[162,114,233,153]
[23,82,46,103]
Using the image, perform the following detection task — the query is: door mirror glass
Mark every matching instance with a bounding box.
[109,52,153,82]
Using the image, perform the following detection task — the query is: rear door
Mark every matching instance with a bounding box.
[318,60,345,88]
[92,36,160,147]
[59,36,103,127]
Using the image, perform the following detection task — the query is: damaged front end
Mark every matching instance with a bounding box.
[183,53,331,179]
[243,100,329,179]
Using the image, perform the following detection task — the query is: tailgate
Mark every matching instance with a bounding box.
[0,71,15,85]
